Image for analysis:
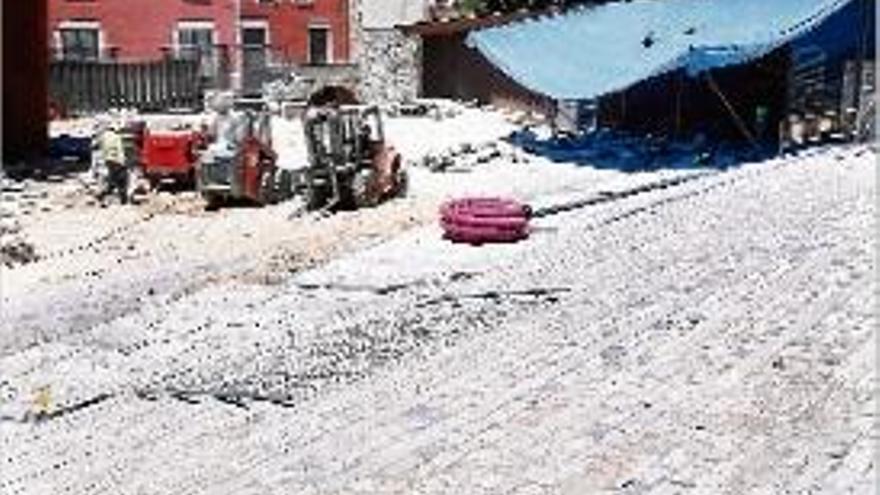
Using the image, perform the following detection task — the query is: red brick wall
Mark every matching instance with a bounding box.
[241,0,350,64]
[3,0,49,162]
[47,0,237,61]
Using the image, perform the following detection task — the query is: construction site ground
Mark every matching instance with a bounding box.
[0,105,876,494]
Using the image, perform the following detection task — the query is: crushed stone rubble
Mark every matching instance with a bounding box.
[0,164,114,268]
[417,140,530,172]
[0,103,678,418]
[0,98,874,494]
[1,178,39,267]
[0,144,873,494]
[383,99,464,120]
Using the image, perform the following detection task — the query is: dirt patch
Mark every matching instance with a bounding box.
[237,197,437,285]
[139,191,210,217]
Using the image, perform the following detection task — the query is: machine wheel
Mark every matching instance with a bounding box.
[194,166,203,192]
[128,167,150,204]
[305,183,328,210]
[203,192,222,211]
[186,169,198,190]
[350,168,378,209]
[394,168,409,198]
[259,167,275,205]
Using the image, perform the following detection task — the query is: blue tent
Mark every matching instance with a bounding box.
[466,0,856,100]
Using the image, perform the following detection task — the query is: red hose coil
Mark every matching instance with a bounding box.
[440,197,531,244]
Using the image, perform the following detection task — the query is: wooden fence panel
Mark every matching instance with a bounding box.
[135,63,143,108]
[49,58,203,115]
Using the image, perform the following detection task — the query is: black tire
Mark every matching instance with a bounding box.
[186,169,197,190]
[395,168,409,198]
[194,167,203,193]
[259,167,275,205]
[305,183,327,210]
[203,193,222,211]
[350,168,377,209]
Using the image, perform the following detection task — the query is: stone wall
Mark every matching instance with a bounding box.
[357,28,422,104]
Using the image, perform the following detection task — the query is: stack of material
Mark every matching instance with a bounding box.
[385,100,464,121]
[420,140,527,172]
[262,78,314,103]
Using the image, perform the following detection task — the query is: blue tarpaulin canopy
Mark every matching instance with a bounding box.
[466,0,855,100]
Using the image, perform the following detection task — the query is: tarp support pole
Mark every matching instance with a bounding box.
[854,0,870,139]
[706,72,760,149]
[675,72,684,136]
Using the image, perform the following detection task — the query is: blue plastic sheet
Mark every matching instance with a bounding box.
[467,0,854,100]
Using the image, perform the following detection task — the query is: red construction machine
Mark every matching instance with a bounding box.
[141,127,204,188]
[196,106,279,208]
[301,105,407,210]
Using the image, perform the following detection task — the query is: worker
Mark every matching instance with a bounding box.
[207,92,246,147]
[96,120,130,205]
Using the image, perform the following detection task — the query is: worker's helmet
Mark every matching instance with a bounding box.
[93,115,111,133]
[210,92,234,114]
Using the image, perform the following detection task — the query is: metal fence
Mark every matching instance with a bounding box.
[50,58,201,115]
[48,44,360,115]
[239,45,360,98]
[49,46,231,115]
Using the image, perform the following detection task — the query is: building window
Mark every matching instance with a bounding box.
[58,24,100,60]
[175,21,217,79]
[308,26,331,65]
[241,20,270,93]
[175,21,215,59]
[242,26,268,47]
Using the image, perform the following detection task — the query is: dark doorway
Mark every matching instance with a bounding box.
[242,24,268,96]
[308,27,330,65]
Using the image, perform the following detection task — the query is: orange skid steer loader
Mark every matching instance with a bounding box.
[301,105,407,210]
[196,108,279,209]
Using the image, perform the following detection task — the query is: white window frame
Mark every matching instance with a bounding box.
[173,20,217,55]
[307,24,332,65]
[56,20,103,60]
[241,19,270,46]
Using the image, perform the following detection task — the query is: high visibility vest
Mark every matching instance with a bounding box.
[99,130,126,165]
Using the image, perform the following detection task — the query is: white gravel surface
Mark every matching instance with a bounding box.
[1,108,875,494]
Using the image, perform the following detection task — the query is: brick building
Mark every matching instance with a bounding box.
[241,0,351,65]
[47,0,237,61]
[47,0,352,93]
[238,0,353,94]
